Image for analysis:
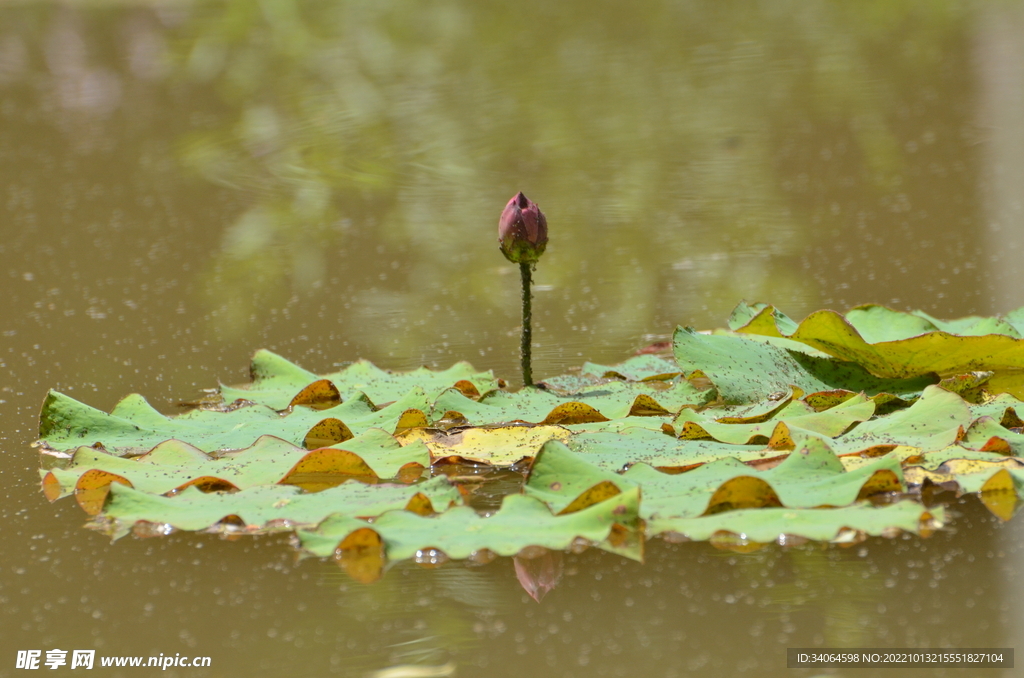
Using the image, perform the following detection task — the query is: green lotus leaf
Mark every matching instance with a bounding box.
[891,308,1021,340]
[706,387,803,422]
[102,475,460,533]
[959,417,1024,455]
[564,417,674,435]
[41,429,431,499]
[1004,308,1024,336]
[220,351,501,410]
[968,393,1024,426]
[623,436,903,520]
[38,388,433,455]
[524,440,636,514]
[528,436,902,523]
[431,380,709,427]
[648,501,944,542]
[732,303,1024,378]
[672,327,936,405]
[831,385,968,453]
[670,393,875,444]
[580,355,682,382]
[567,428,772,471]
[728,301,801,336]
[298,490,642,561]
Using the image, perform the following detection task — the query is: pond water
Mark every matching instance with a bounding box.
[2,1,1024,676]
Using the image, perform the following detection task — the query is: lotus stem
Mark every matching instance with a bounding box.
[520,261,533,387]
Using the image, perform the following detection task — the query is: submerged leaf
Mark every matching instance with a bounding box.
[514,549,564,602]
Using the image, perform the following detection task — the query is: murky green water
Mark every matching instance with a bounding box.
[2,1,1024,675]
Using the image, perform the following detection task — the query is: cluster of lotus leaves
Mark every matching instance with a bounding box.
[35,302,1024,582]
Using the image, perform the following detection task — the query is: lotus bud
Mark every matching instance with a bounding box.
[498,192,548,264]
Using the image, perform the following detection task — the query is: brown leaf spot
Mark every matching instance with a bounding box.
[303,418,354,449]
[1001,407,1024,430]
[803,389,856,412]
[281,449,378,487]
[557,480,621,515]
[708,530,767,553]
[541,402,609,426]
[396,462,426,484]
[287,379,342,411]
[404,492,436,516]
[980,436,1014,455]
[171,476,239,494]
[335,527,385,584]
[767,421,794,450]
[677,421,713,441]
[74,469,132,516]
[452,380,481,399]
[704,476,782,514]
[42,472,62,503]
[856,469,903,500]
[394,408,430,434]
[628,394,670,417]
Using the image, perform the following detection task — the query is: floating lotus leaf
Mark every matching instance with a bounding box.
[538,356,685,392]
[524,440,636,514]
[959,417,1024,456]
[580,355,682,382]
[431,380,708,427]
[830,385,968,453]
[567,428,772,472]
[672,327,936,405]
[219,351,501,410]
[527,437,903,522]
[41,429,431,504]
[731,303,1024,378]
[648,501,945,542]
[39,388,434,456]
[101,475,461,533]
[669,393,875,444]
[38,305,1024,566]
[564,417,673,434]
[298,491,642,561]
[623,437,903,520]
[710,387,802,423]
[968,393,1024,427]
[731,302,1024,344]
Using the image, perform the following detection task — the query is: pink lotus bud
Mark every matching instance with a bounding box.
[498,192,548,264]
